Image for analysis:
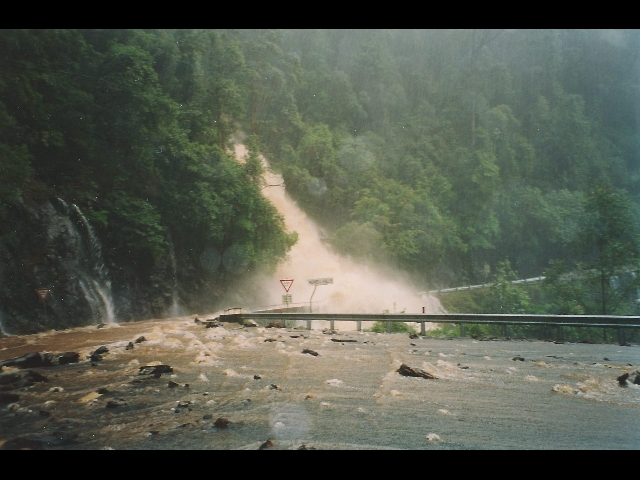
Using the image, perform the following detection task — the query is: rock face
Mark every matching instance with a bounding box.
[0,198,227,334]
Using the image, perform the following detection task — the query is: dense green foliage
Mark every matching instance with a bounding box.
[254,29,640,292]
[0,29,296,291]
[2,29,639,322]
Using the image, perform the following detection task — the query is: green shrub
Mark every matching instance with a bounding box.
[368,321,417,334]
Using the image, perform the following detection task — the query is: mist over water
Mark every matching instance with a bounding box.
[233,144,443,324]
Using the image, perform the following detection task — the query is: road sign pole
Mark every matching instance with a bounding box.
[309,285,317,313]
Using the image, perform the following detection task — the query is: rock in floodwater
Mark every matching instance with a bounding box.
[302,349,319,356]
[214,417,230,428]
[0,351,80,370]
[0,370,49,390]
[89,346,109,362]
[512,356,525,362]
[617,372,629,387]
[125,342,134,350]
[396,363,438,379]
[409,333,419,339]
[0,392,20,404]
[106,399,127,408]
[266,322,285,329]
[139,365,173,378]
[135,336,146,344]
[1,434,78,450]
[259,439,274,450]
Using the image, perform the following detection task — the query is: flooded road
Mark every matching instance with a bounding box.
[1,315,639,449]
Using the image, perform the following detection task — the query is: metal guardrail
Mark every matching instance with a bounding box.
[220,312,640,345]
[420,276,546,296]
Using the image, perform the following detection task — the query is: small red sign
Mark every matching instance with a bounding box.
[35,288,51,301]
[280,279,294,292]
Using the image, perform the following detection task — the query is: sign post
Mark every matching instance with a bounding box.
[308,278,333,315]
[35,287,51,315]
[282,293,292,308]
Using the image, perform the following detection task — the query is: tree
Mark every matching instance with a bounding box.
[571,184,640,314]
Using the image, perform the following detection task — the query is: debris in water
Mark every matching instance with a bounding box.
[139,365,173,377]
[135,336,146,344]
[106,399,127,408]
[426,433,441,442]
[617,373,629,387]
[409,333,419,339]
[266,322,285,329]
[0,393,20,404]
[302,349,319,356]
[125,342,134,350]
[214,417,230,428]
[259,439,274,450]
[512,356,525,361]
[396,363,437,379]
[331,338,357,343]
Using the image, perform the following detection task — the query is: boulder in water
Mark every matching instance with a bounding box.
[396,363,437,379]
[139,365,173,377]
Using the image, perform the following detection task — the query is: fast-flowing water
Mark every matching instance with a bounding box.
[233,144,442,330]
[0,317,638,450]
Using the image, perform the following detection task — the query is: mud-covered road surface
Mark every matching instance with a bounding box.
[1,316,639,450]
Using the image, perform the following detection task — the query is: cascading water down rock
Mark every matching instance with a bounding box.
[55,199,116,324]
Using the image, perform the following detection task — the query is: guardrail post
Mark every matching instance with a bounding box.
[503,324,511,339]
[556,325,563,342]
[330,319,335,331]
[420,322,426,336]
[357,320,361,332]
[460,323,466,337]
[386,321,391,333]
[307,319,311,330]
[618,327,626,346]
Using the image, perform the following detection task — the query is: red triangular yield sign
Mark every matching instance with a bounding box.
[280,279,294,292]
[35,288,51,301]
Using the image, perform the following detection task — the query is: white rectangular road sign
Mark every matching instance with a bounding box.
[308,278,333,285]
[282,294,292,304]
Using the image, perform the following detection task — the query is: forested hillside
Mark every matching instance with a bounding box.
[1,29,639,333]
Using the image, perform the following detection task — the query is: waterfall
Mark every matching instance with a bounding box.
[166,237,187,318]
[56,198,116,324]
[0,310,10,336]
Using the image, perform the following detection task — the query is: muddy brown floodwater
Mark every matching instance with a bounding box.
[1,315,639,450]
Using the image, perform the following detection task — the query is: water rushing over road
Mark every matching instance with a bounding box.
[1,317,638,449]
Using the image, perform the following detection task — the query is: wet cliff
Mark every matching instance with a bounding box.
[0,197,223,335]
